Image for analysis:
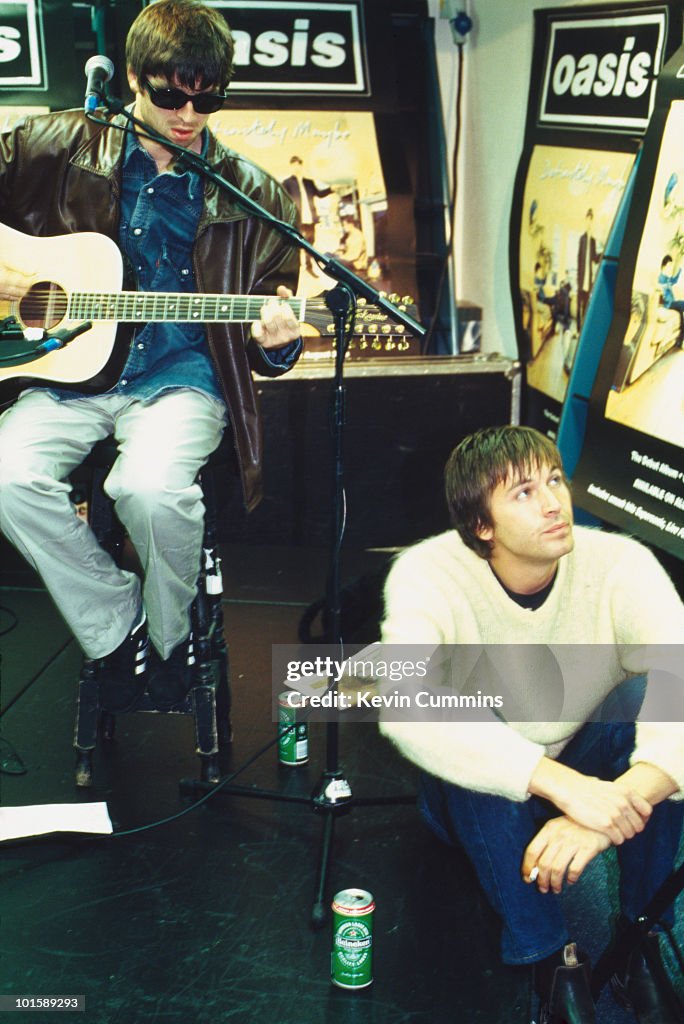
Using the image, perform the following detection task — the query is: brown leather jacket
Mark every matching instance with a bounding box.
[0,108,301,510]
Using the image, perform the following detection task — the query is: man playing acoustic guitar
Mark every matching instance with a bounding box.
[0,0,302,710]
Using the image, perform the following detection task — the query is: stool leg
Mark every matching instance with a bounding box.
[192,676,221,785]
[74,659,99,787]
[203,528,232,745]
[74,752,94,789]
[214,624,232,747]
[188,488,232,782]
[190,553,220,782]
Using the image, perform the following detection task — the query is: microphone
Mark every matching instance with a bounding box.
[84,55,114,113]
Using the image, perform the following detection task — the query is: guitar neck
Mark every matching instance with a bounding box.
[68,292,307,324]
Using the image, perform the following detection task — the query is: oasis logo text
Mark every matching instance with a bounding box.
[208,1,368,94]
[539,11,668,133]
[0,0,45,88]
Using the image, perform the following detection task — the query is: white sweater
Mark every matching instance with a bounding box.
[379,527,684,801]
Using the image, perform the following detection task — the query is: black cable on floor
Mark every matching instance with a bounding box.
[0,719,302,847]
[111,678,351,838]
[6,689,332,843]
[109,720,300,839]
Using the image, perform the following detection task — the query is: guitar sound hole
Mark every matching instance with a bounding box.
[18,281,68,330]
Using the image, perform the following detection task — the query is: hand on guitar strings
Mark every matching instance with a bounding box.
[0,264,34,302]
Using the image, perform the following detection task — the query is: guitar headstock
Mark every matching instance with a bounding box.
[302,293,421,358]
[322,293,418,340]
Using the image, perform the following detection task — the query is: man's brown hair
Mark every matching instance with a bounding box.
[444,425,566,559]
[126,0,235,92]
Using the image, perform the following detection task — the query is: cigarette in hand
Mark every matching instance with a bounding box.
[528,866,539,882]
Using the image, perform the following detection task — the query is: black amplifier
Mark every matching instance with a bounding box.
[231,355,522,549]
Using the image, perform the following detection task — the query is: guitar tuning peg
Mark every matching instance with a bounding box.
[327,325,335,334]
[388,293,400,305]
[396,325,405,334]
[378,290,387,299]
[367,324,378,334]
[402,295,414,305]
[357,297,367,307]
[372,338,382,349]
[381,324,391,334]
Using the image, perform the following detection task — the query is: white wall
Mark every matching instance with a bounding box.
[426,0,667,357]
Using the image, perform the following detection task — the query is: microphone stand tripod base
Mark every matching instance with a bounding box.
[311,770,353,930]
[312,770,353,814]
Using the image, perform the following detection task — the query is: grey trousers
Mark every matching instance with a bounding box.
[0,389,226,659]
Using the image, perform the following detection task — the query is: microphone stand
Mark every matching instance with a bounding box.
[91,93,424,925]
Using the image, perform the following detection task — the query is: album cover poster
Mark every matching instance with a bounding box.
[604,100,684,440]
[211,107,417,345]
[572,69,684,558]
[519,143,634,412]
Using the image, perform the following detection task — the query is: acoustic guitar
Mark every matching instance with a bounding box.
[0,222,413,401]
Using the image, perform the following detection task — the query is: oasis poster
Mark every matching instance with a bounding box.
[572,43,684,559]
[510,2,682,439]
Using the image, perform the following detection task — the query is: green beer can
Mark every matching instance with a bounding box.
[331,888,375,988]
[278,692,308,765]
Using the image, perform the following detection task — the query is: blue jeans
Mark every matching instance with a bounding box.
[419,699,684,965]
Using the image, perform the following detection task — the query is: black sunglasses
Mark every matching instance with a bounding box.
[143,78,227,114]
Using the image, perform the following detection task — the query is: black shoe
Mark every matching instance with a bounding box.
[610,930,683,1023]
[146,635,196,710]
[536,943,596,1024]
[97,611,149,713]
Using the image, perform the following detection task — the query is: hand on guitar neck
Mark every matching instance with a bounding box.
[250,285,301,350]
[0,263,34,303]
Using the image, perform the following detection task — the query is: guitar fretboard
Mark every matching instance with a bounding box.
[67,292,308,324]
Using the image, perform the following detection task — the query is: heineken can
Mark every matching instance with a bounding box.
[331,888,375,988]
[278,692,308,765]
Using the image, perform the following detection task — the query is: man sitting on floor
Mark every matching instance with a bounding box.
[379,424,684,1024]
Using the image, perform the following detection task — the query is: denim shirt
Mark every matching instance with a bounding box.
[112,130,224,403]
[114,130,301,401]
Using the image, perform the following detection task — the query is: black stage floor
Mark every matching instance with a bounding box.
[0,544,681,1024]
